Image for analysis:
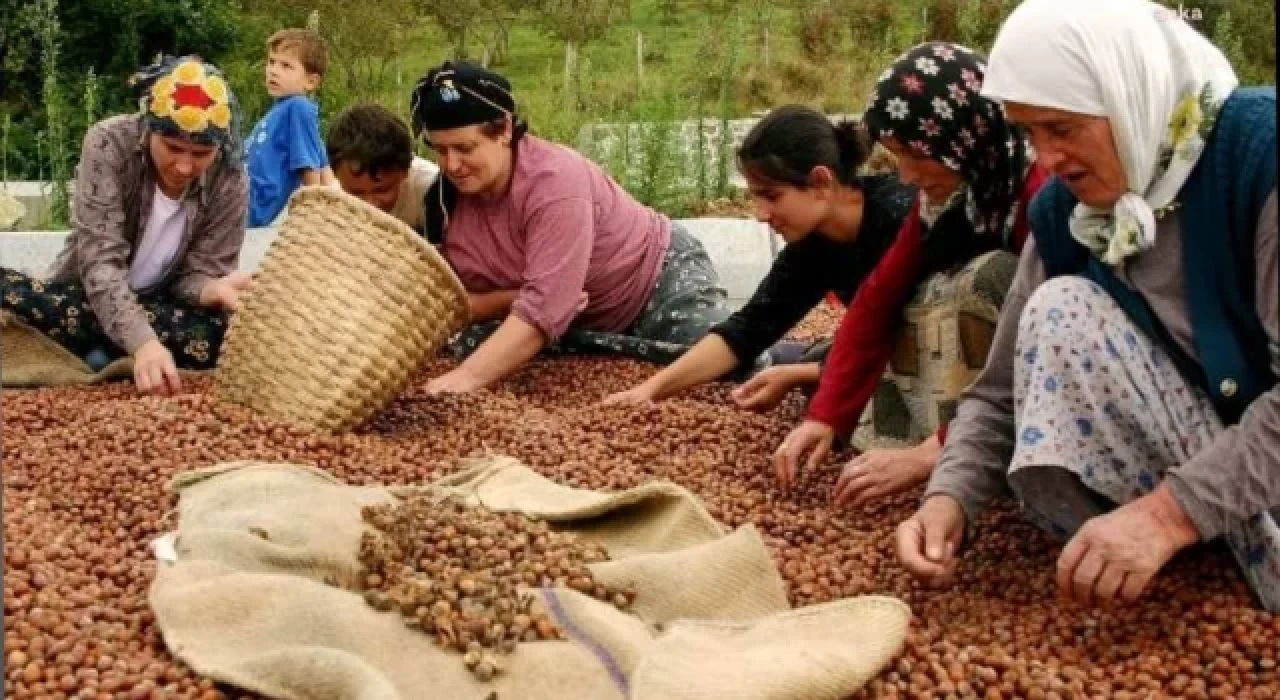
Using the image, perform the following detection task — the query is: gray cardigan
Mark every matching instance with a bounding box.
[925,191,1279,541]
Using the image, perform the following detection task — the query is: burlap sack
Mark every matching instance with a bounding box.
[150,458,911,700]
[1,311,133,387]
[1,311,211,388]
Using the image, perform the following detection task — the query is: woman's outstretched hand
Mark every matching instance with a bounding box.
[132,339,182,396]
[773,419,835,490]
[199,271,253,311]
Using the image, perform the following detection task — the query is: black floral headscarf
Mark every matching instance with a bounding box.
[864,42,1031,269]
[410,60,529,244]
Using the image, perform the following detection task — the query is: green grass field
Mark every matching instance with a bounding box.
[239,0,956,134]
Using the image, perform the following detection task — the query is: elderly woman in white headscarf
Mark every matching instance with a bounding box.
[895,0,1279,611]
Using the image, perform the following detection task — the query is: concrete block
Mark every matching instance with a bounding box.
[0,232,68,276]
[0,228,278,278]
[674,217,780,307]
[237,227,278,273]
[2,181,73,230]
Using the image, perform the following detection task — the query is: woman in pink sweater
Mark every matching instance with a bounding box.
[410,61,731,394]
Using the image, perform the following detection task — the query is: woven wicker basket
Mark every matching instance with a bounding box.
[214,186,470,433]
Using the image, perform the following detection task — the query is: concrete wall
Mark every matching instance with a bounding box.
[0,218,782,309]
[1,181,72,231]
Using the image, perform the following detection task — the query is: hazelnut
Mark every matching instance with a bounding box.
[6,313,1273,696]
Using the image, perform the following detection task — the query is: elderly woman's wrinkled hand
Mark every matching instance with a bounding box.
[895,495,966,587]
[1056,483,1200,607]
[832,437,939,509]
[199,272,253,311]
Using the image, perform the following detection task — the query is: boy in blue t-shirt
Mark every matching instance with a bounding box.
[243,29,337,227]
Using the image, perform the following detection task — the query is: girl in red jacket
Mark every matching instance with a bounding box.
[774,42,1049,508]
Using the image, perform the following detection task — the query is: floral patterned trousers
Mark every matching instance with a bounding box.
[2,267,227,370]
[449,223,733,365]
[1008,276,1280,611]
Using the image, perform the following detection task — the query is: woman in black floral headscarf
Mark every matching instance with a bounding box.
[864,41,1034,269]
[775,41,1050,509]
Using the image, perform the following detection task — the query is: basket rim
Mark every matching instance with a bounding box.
[282,185,471,319]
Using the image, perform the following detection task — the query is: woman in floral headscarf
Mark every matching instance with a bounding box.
[898,0,1279,612]
[773,41,1049,505]
[1,55,250,396]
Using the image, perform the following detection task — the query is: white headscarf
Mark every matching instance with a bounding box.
[980,0,1238,266]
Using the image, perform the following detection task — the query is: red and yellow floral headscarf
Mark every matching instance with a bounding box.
[130,55,242,163]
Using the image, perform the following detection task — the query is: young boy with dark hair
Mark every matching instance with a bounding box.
[326,103,438,233]
[244,28,338,227]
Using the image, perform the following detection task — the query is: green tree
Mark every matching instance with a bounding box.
[532,0,631,93]
[955,0,1012,52]
[3,0,237,115]
[1212,10,1247,76]
[843,0,897,50]
[794,0,842,62]
[270,0,421,104]
[475,0,526,67]
[416,0,482,59]
[1222,0,1275,84]
[1,0,238,180]
[38,0,71,224]
[925,0,960,44]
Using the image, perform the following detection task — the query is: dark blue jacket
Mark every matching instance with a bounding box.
[1030,87,1277,424]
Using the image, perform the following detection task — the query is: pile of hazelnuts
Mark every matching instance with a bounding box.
[4,309,1277,698]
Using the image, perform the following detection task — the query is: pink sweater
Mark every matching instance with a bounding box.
[442,135,671,341]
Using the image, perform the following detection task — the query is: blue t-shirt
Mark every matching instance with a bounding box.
[243,95,328,227]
